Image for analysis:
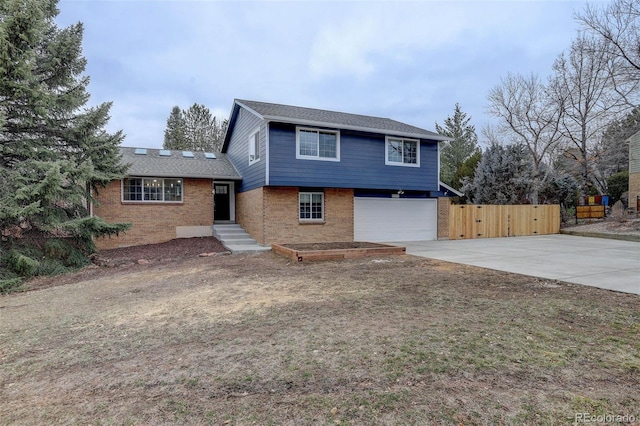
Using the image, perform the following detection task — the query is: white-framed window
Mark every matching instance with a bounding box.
[122,177,183,202]
[296,127,340,161]
[385,137,420,167]
[249,129,260,164]
[299,191,324,221]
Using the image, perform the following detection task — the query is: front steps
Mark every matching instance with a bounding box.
[213,224,271,254]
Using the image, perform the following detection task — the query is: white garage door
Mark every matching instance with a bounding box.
[354,197,438,242]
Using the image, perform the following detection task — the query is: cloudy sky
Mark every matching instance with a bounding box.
[56,0,605,149]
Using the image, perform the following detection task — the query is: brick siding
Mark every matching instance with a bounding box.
[94,179,214,250]
[630,171,640,211]
[437,197,451,239]
[237,186,354,245]
[236,187,266,244]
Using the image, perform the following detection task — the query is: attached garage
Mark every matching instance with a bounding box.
[354,197,438,242]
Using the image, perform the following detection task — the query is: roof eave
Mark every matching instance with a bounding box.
[264,115,452,142]
[439,181,464,197]
[127,172,241,180]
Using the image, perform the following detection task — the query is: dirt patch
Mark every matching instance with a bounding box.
[563,218,640,236]
[22,237,228,292]
[1,249,639,424]
[93,236,227,265]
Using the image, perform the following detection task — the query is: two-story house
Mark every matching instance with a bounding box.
[94,99,455,249]
[224,99,452,245]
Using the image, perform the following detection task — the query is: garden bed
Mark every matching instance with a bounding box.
[272,241,406,261]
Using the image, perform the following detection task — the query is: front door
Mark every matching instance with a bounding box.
[214,183,230,221]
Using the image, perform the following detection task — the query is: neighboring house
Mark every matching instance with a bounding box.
[629,131,640,211]
[94,99,454,249]
[94,147,241,249]
[223,99,452,245]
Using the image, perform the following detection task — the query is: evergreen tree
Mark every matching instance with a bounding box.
[595,107,640,176]
[184,103,214,152]
[462,143,535,205]
[163,103,227,152]
[452,151,482,198]
[435,103,480,189]
[606,170,629,206]
[213,116,229,152]
[0,0,129,288]
[163,106,187,150]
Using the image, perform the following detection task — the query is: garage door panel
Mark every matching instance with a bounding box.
[354,198,437,242]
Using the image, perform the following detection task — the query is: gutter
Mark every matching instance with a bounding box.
[263,115,452,142]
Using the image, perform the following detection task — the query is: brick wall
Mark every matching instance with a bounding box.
[629,132,640,212]
[630,171,640,211]
[94,178,214,250]
[238,186,354,245]
[437,197,450,239]
[236,187,265,244]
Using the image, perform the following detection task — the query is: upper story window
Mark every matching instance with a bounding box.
[249,129,260,164]
[122,177,183,203]
[296,127,340,161]
[385,137,420,167]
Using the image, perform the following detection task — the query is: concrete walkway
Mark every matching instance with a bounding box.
[393,235,640,295]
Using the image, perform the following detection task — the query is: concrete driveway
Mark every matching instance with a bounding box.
[394,234,640,295]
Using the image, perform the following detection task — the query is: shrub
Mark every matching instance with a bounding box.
[37,258,71,276]
[4,249,41,277]
[607,171,629,206]
[0,238,91,292]
[0,268,23,294]
[43,238,89,268]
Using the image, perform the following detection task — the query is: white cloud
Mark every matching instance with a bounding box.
[309,17,379,78]
[55,0,586,149]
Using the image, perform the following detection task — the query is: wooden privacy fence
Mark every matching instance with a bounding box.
[449,204,561,240]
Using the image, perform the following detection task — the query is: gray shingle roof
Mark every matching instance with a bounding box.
[235,99,449,141]
[119,147,241,179]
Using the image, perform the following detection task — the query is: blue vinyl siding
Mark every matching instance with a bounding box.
[226,108,266,192]
[268,123,439,191]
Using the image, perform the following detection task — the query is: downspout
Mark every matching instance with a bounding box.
[265,121,270,186]
[89,185,94,217]
[264,121,270,245]
[437,140,441,190]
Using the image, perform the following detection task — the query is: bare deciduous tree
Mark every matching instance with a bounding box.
[549,35,635,195]
[487,73,563,204]
[577,0,640,72]
[577,0,640,106]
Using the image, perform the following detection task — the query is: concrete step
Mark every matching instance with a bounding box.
[213,224,246,238]
[213,224,271,254]
[215,231,251,240]
[221,236,259,245]
[223,243,272,254]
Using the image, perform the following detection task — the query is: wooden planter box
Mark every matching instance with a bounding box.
[577,205,605,219]
[272,242,406,262]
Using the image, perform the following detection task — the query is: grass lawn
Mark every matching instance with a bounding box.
[1,252,638,425]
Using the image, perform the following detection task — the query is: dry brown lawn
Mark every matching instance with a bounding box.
[1,249,639,425]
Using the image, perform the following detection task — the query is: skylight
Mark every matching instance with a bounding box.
[204,152,216,159]
[182,151,194,158]
[134,148,147,155]
[159,150,171,156]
